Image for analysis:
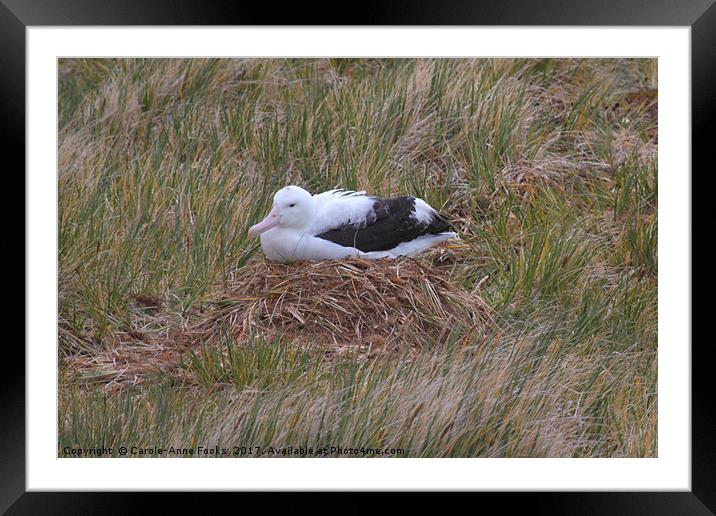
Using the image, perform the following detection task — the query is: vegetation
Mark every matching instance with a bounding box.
[58,58,657,457]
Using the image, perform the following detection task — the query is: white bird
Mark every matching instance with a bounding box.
[248,185,458,263]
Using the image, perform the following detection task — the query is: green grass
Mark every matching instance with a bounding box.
[58,58,657,457]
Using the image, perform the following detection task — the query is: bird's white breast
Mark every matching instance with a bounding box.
[259,228,302,263]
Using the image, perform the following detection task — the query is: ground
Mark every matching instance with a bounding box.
[58,58,657,457]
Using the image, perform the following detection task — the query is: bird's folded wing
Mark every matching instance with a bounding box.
[314,196,452,253]
[308,190,376,235]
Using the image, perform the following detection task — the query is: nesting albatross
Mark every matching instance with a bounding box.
[248,186,458,263]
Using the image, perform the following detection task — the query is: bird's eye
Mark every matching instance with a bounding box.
[289,203,296,207]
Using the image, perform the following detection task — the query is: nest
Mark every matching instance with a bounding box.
[184,246,493,355]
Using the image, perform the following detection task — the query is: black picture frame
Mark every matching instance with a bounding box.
[8,1,710,513]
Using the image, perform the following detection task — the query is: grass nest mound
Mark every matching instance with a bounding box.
[185,247,493,355]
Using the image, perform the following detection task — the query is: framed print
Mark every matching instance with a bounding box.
[10,0,711,513]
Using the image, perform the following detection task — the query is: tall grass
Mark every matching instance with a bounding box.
[58,58,657,457]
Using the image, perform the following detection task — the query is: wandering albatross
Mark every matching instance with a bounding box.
[248,185,458,263]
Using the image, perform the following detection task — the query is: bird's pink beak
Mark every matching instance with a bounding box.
[248,206,281,238]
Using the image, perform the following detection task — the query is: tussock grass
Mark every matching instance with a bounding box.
[58,58,657,457]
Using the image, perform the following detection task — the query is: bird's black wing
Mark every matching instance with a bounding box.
[315,196,451,253]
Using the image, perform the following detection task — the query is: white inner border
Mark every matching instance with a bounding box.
[27,27,691,491]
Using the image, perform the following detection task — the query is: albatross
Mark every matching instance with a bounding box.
[248,185,458,263]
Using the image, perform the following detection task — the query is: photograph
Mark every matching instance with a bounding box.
[57,57,659,459]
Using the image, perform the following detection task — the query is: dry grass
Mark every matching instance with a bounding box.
[189,246,493,354]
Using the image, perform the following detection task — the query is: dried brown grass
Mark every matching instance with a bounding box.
[186,243,493,355]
